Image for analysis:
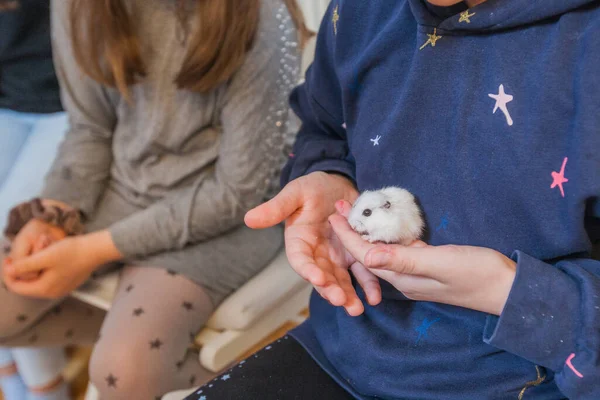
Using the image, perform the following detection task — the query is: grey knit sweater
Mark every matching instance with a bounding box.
[44,0,300,261]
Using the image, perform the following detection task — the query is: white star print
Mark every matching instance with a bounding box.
[221,374,231,381]
[370,135,381,146]
[341,122,347,129]
[488,84,514,126]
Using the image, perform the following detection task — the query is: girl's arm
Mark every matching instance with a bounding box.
[106,1,303,258]
[40,0,117,218]
[483,207,600,398]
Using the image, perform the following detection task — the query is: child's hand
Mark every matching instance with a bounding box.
[9,219,66,261]
[329,202,517,316]
[11,233,54,281]
[245,172,381,316]
[4,230,122,299]
[3,219,66,282]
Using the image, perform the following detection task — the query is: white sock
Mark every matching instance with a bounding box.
[27,380,71,400]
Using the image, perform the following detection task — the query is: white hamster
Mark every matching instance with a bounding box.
[347,187,424,245]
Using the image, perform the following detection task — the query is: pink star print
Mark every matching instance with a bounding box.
[550,157,569,198]
[566,353,584,378]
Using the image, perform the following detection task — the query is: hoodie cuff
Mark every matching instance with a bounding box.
[306,160,356,183]
[483,251,579,370]
[281,158,356,187]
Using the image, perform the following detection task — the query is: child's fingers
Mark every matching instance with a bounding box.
[315,284,347,307]
[33,234,52,253]
[329,214,375,266]
[4,252,47,278]
[333,266,364,316]
[4,272,52,298]
[351,262,382,306]
[335,199,353,218]
[9,236,34,261]
[17,272,42,281]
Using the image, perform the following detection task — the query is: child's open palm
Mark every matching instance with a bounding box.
[245,172,381,316]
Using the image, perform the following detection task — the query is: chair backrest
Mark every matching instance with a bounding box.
[297,0,331,73]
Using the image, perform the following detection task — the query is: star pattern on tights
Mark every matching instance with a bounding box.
[133,307,145,317]
[106,374,118,388]
[2,272,227,396]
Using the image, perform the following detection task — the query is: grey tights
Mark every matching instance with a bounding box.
[0,246,216,399]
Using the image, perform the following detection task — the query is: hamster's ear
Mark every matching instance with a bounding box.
[383,201,391,209]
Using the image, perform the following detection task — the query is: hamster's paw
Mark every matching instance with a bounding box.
[361,234,374,243]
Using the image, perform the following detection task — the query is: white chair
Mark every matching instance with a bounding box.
[75,2,331,398]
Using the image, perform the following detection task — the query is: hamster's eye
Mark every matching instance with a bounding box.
[383,201,391,209]
[362,209,372,217]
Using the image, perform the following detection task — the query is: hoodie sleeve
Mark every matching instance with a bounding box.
[483,207,600,399]
[281,2,355,186]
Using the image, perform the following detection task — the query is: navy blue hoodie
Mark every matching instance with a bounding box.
[283,0,600,399]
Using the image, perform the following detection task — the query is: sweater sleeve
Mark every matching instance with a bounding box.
[281,2,355,186]
[41,0,117,218]
[108,1,301,258]
[483,206,600,398]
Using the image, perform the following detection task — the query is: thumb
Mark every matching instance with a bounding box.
[365,245,425,276]
[245,181,303,229]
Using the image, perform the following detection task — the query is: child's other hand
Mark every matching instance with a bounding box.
[3,219,66,281]
[9,233,54,281]
[3,230,121,299]
[9,219,66,261]
[329,205,517,316]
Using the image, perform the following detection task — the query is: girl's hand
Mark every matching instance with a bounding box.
[245,172,380,316]
[329,201,517,316]
[9,219,67,261]
[3,230,122,299]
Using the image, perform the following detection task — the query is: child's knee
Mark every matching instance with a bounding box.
[89,340,163,399]
[0,301,37,340]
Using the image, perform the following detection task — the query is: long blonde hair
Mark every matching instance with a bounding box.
[69,0,312,99]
